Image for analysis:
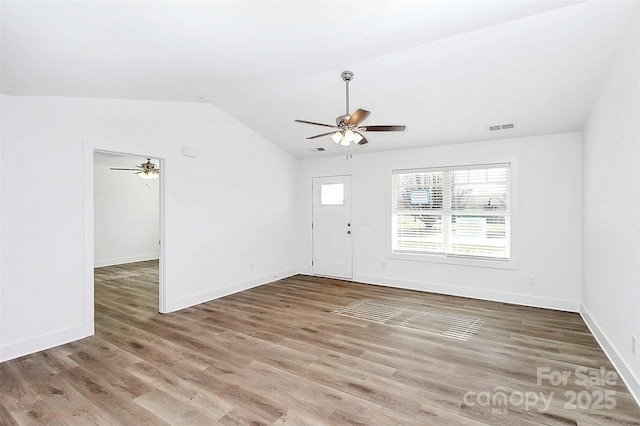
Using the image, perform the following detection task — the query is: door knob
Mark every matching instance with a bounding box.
[347,230,351,235]
[347,223,351,227]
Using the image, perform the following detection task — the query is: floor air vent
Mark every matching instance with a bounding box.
[332,299,408,323]
[398,309,484,341]
[332,299,483,341]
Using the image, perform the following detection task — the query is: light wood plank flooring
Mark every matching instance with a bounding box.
[1,260,639,425]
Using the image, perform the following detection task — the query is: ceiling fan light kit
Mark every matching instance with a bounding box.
[295,71,405,147]
[331,132,343,144]
[332,129,363,146]
[138,170,159,180]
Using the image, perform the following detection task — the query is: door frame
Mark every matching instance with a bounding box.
[85,149,167,336]
[311,174,353,279]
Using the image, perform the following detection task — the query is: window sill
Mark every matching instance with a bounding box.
[388,251,517,270]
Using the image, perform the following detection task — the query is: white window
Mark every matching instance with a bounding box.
[392,164,510,261]
[320,183,344,205]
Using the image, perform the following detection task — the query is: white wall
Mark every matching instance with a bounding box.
[298,133,583,311]
[582,3,640,402]
[0,94,299,361]
[94,153,160,267]
[0,81,3,358]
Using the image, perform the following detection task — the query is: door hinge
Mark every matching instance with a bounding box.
[312,260,314,266]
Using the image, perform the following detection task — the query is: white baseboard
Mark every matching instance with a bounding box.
[166,268,299,313]
[94,254,159,268]
[354,273,580,312]
[299,271,639,408]
[0,268,297,362]
[0,324,93,363]
[580,304,640,407]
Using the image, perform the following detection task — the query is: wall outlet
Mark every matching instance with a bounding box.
[381,262,386,270]
[250,263,255,271]
[528,275,536,286]
[632,335,637,355]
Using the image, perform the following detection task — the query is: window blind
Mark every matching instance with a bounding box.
[392,163,510,261]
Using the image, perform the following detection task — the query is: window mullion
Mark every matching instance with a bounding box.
[392,164,510,261]
[442,170,452,255]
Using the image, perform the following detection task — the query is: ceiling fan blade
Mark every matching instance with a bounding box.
[347,109,371,126]
[110,168,140,171]
[306,131,338,140]
[356,135,369,145]
[295,119,337,128]
[360,125,406,132]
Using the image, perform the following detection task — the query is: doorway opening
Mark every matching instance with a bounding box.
[93,151,165,316]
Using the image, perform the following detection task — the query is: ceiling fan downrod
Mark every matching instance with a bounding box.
[342,70,354,116]
[340,70,354,125]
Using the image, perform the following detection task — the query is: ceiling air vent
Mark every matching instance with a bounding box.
[489,123,515,131]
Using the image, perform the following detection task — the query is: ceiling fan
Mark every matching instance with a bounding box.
[110,158,159,180]
[295,71,406,146]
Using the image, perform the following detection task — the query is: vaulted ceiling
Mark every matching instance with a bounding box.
[1,1,635,158]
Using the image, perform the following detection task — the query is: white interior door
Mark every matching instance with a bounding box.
[312,175,352,279]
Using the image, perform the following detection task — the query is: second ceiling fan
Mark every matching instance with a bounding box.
[295,70,406,146]
[110,158,160,179]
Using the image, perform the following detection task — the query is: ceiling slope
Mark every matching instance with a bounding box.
[1,1,635,158]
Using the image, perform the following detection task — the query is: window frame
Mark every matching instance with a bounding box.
[388,161,518,270]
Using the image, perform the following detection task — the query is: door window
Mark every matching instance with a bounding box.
[321,183,344,205]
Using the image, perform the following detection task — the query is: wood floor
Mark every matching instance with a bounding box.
[1,261,639,425]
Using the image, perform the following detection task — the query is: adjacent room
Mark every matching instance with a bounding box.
[1,1,638,424]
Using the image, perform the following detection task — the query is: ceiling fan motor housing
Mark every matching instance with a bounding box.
[336,114,351,127]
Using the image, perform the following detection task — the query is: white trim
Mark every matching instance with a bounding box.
[166,268,299,313]
[158,158,167,313]
[353,273,580,312]
[580,304,640,407]
[94,254,159,268]
[297,270,578,311]
[386,158,519,271]
[388,251,517,270]
[90,148,166,316]
[0,268,297,361]
[297,265,312,275]
[83,141,95,342]
[0,324,92,363]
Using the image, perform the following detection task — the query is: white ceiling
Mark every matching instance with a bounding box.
[1,1,636,158]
